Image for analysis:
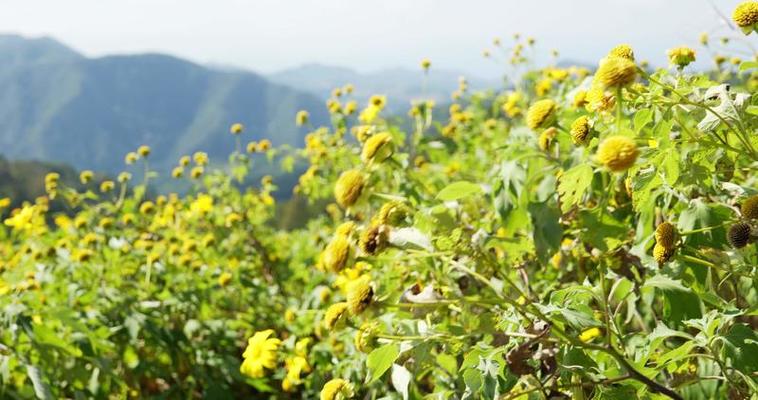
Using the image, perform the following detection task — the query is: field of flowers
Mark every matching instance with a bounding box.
[1,3,758,399]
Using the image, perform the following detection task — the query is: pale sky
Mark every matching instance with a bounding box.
[0,0,754,78]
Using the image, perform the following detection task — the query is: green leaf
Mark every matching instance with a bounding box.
[661,150,680,185]
[722,324,758,373]
[642,274,691,292]
[30,324,82,356]
[557,164,594,212]
[746,105,758,116]
[123,346,140,369]
[577,208,627,252]
[26,364,53,400]
[462,368,482,394]
[436,181,482,201]
[633,109,653,133]
[366,343,400,383]
[739,60,758,71]
[528,201,563,264]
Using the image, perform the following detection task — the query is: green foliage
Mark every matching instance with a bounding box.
[1,34,757,400]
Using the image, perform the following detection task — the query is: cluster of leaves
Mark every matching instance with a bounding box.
[1,32,757,400]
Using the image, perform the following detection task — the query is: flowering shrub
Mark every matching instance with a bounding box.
[1,7,758,399]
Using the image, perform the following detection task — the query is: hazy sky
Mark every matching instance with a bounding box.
[0,0,753,78]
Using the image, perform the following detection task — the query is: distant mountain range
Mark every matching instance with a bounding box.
[0,34,501,185]
[0,34,328,175]
[269,63,501,112]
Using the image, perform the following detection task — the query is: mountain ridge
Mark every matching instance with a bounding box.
[0,34,328,175]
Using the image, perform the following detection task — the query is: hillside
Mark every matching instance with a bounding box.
[0,34,329,175]
[269,63,500,112]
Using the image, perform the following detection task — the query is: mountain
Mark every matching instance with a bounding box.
[269,63,502,113]
[0,34,329,175]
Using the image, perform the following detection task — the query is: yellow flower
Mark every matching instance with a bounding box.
[667,46,696,68]
[344,101,357,115]
[420,58,431,70]
[4,205,37,231]
[296,110,309,126]
[230,123,244,135]
[334,170,365,208]
[257,139,272,152]
[608,44,635,61]
[733,1,758,31]
[240,329,281,378]
[284,355,311,388]
[0,198,11,208]
[359,224,389,255]
[218,272,232,286]
[740,195,758,219]
[346,276,373,314]
[284,308,296,322]
[171,166,184,178]
[98,217,114,229]
[320,379,353,400]
[526,99,556,130]
[354,321,379,353]
[570,116,591,145]
[579,327,602,342]
[45,172,60,184]
[538,127,557,151]
[117,172,131,183]
[137,145,151,157]
[246,141,258,153]
[179,155,191,167]
[320,234,352,272]
[655,222,677,249]
[323,302,348,329]
[653,243,674,264]
[190,166,204,179]
[585,86,615,113]
[359,105,380,123]
[377,201,411,226]
[573,90,588,108]
[594,56,636,88]
[369,95,386,109]
[335,221,356,237]
[139,201,155,214]
[193,151,209,166]
[361,132,394,164]
[225,212,242,227]
[597,136,639,172]
[100,181,116,193]
[125,152,138,165]
[190,194,213,215]
[80,170,94,184]
[535,78,553,96]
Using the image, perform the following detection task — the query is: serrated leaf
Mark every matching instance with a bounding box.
[437,181,482,201]
[642,274,691,292]
[366,343,400,383]
[557,164,594,212]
